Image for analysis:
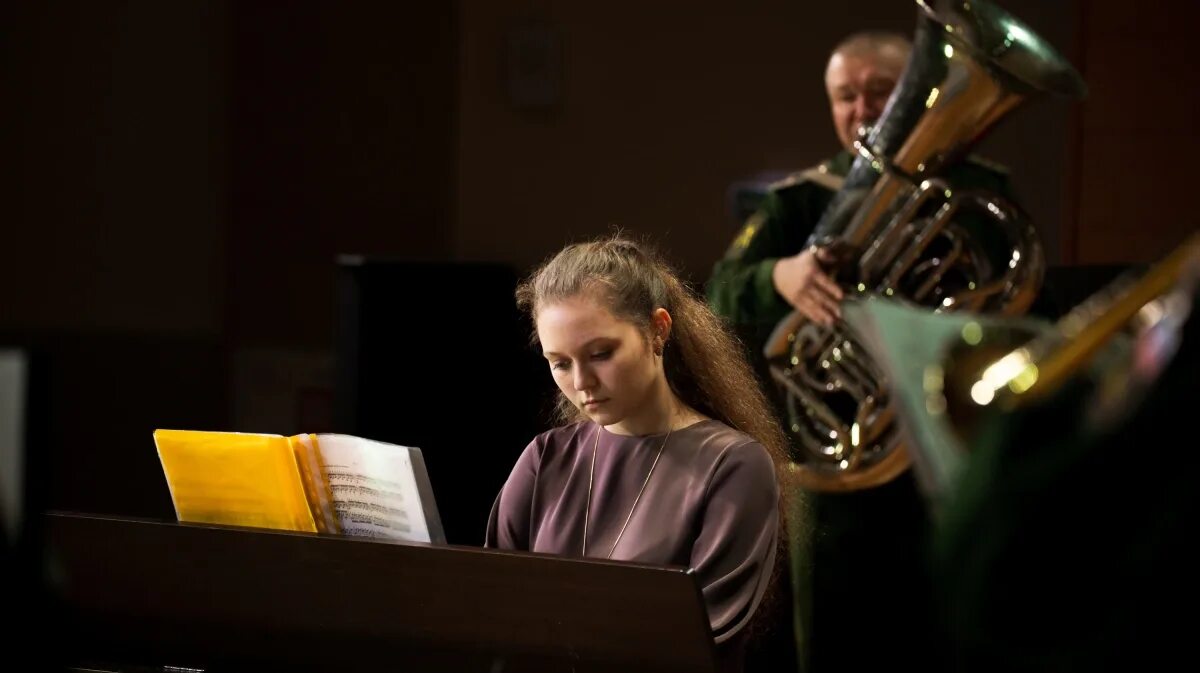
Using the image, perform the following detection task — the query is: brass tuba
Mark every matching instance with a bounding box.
[764,0,1086,492]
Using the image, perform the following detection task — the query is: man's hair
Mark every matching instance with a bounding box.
[830,30,912,64]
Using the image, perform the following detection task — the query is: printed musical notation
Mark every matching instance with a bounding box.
[318,435,432,542]
[329,475,414,534]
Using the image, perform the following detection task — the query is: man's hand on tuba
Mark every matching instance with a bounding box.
[772,246,844,326]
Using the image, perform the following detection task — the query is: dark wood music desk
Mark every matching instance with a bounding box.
[39,511,716,673]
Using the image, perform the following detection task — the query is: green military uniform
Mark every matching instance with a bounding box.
[708,149,1016,343]
[706,149,1022,673]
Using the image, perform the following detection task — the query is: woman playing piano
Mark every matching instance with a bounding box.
[486,235,792,671]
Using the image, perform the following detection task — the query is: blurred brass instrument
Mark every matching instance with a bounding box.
[934,231,1200,446]
[765,0,1086,491]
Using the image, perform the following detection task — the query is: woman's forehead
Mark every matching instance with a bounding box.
[536,296,640,348]
[537,295,620,330]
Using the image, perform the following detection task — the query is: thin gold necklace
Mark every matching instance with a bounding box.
[582,423,672,558]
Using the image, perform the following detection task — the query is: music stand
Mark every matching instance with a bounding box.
[42,511,718,673]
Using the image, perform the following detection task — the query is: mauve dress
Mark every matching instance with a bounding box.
[485,418,780,652]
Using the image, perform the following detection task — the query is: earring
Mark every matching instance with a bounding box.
[654,338,664,357]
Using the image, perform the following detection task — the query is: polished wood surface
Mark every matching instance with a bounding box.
[43,511,716,673]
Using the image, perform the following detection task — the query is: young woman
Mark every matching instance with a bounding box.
[485,235,793,668]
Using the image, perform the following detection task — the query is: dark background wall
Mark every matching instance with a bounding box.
[456,0,1081,278]
[2,0,1195,536]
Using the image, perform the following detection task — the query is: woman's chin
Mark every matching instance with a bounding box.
[582,406,620,426]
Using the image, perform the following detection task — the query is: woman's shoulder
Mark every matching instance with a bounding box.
[509,422,594,477]
[684,418,757,444]
[683,419,771,461]
[682,420,779,495]
[527,421,595,455]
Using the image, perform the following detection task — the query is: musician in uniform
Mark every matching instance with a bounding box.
[705,31,1029,672]
[708,30,1017,352]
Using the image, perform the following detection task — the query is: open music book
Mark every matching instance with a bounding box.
[154,429,445,544]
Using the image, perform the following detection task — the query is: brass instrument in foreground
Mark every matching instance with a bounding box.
[933,232,1200,448]
[766,0,1086,491]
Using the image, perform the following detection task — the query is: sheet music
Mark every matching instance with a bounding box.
[314,434,432,543]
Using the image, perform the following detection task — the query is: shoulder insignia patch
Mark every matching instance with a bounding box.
[728,211,767,257]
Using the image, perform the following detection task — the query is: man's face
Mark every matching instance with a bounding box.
[825,50,905,152]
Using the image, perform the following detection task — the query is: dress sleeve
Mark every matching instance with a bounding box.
[484,438,541,550]
[690,441,781,644]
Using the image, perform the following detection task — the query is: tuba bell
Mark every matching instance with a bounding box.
[765,0,1086,492]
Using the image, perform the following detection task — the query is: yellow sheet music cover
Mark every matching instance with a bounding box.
[154,429,332,533]
[153,429,445,544]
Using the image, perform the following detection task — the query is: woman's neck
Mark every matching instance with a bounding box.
[604,379,705,436]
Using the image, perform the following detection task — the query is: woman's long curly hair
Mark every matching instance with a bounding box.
[515,234,802,643]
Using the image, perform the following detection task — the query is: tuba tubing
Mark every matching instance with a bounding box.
[965,231,1200,410]
[765,0,1086,492]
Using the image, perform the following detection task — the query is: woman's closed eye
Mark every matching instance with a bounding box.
[548,350,609,371]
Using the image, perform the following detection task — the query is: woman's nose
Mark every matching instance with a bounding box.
[573,364,596,392]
